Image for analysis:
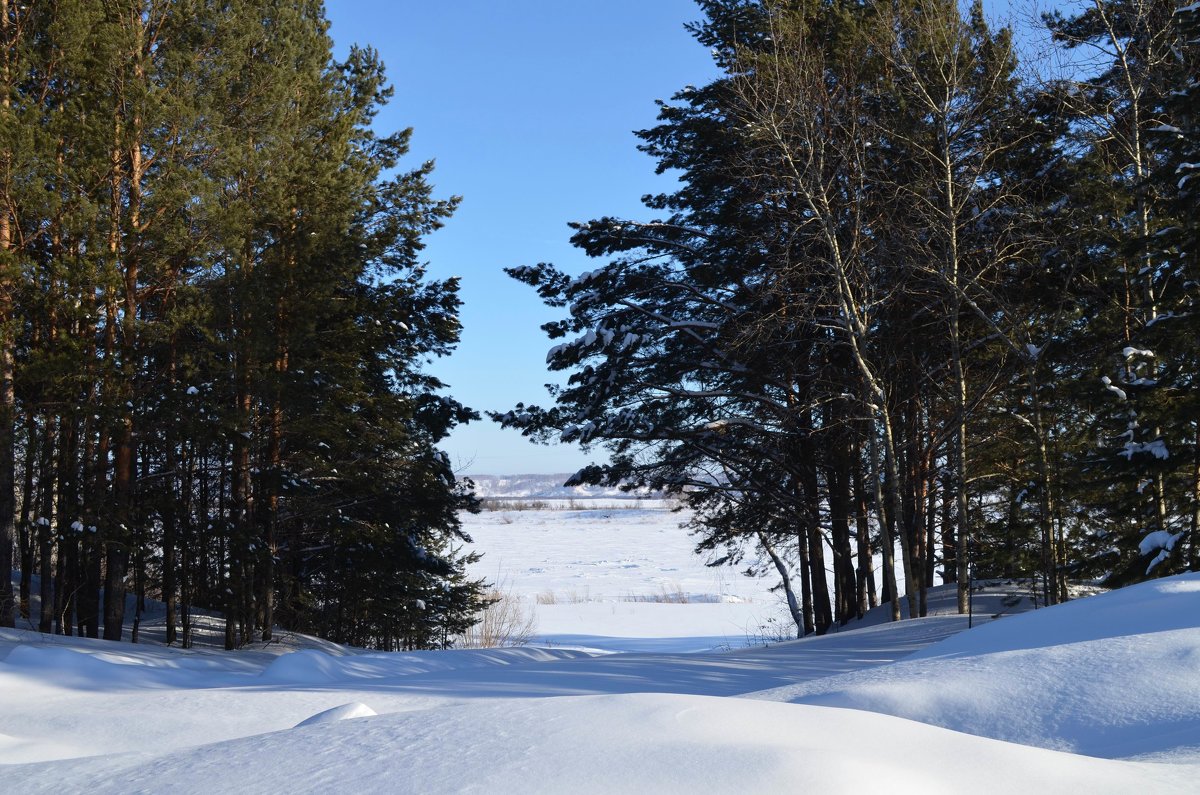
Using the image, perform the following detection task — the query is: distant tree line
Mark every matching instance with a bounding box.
[0,0,486,650]
[499,0,1200,635]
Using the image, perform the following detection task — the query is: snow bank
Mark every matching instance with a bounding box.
[751,574,1200,760]
[293,702,377,727]
[1,645,188,689]
[904,574,1199,659]
[3,694,1193,794]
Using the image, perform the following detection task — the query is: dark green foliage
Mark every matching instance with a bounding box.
[500,0,1200,630]
[0,0,485,649]
[1040,0,1196,585]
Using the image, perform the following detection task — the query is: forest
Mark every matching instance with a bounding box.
[2,0,1198,651]
[499,0,1200,636]
[0,0,486,651]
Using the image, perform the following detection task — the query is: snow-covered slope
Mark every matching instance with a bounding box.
[3,497,1199,792]
[750,576,1200,761]
[7,694,1193,795]
[0,573,1198,792]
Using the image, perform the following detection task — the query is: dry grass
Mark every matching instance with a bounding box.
[533,587,591,605]
[480,498,550,511]
[456,588,537,649]
[479,497,651,512]
[627,584,690,604]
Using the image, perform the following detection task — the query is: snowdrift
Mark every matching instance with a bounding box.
[751,575,1200,761]
[0,573,1198,792]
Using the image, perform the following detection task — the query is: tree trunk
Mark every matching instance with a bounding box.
[869,427,901,620]
[37,414,57,635]
[797,523,814,636]
[1193,423,1200,569]
[952,344,970,615]
[941,464,956,586]
[53,414,79,635]
[800,433,832,634]
[825,435,857,626]
[0,0,17,630]
[758,532,803,638]
[852,437,876,615]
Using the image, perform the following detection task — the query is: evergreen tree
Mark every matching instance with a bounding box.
[1045,0,1190,585]
[498,0,1139,623]
[1134,0,1200,576]
[0,0,485,649]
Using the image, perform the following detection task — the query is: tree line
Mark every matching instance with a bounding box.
[499,0,1200,635]
[0,0,487,651]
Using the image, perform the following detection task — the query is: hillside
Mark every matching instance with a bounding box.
[0,574,1197,792]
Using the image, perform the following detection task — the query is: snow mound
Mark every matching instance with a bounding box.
[294,702,377,727]
[750,573,1200,760]
[908,574,1200,659]
[260,649,345,684]
[7,694,1193,794]
[2,645,151,688]
[259,646,595,685]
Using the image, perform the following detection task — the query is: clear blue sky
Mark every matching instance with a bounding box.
[323,1,719,476]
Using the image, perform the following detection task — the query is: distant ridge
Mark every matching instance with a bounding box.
[467,474,659,500]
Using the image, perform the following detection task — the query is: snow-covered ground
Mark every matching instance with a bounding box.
[1,501,1199,792]
[468,473,663,500]
[459,504,1062,653]
[462,504,788,652]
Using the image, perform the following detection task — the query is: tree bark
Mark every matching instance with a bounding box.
[758,532,803,638]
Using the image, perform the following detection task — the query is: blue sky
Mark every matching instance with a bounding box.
[323,1,719,476]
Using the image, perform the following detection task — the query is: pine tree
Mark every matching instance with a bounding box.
[1134,0,1200,576]
[0,0,485,650]
[499,0,1111,625]
[1045,0,1189,584]
[497,1,908,633]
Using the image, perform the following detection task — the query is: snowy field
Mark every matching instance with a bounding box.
[461,503,790,652]
[459,503,1066,653]
[1,501,1199,792]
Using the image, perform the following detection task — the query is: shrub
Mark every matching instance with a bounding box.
[456,588,537,648]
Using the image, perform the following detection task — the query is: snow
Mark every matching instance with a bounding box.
[1140,529,1185,557]
[750,577,1200,763]
[1121,438,1170,461]
[13,694,1195,795]
[2,499,1199,792]
[293,702,377,727]
[461,504,785,653]
[469,473,661,500]
[1101,374,1128,400]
